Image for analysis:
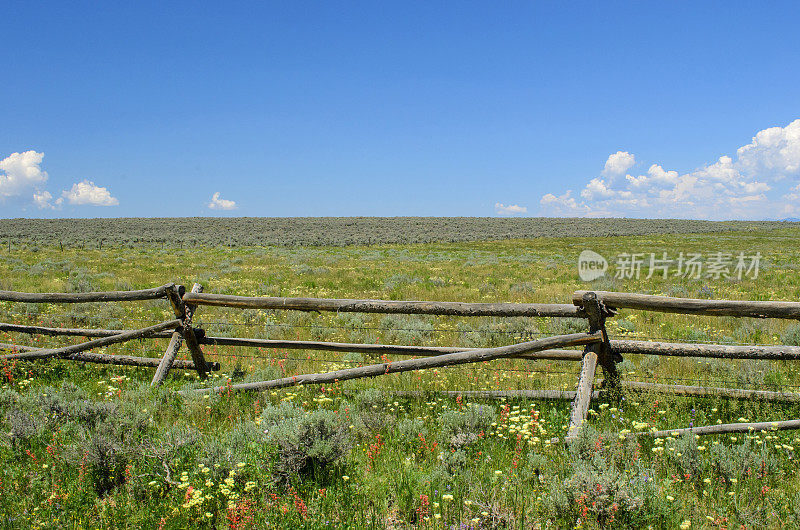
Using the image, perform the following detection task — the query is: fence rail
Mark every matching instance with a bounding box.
[181,292,584,318]
[0,284,176,304]
[574,290,800,319]
[3,284,800,441]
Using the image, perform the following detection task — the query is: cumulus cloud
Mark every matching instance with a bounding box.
[61,180,119,206]
[783,183,800,216]
[540,191,591,216]
[540,119,800,219]
[1,150,120,209]
[736,119,800,176]
[495,202,527,216]
[208,192,237,210]
[602,151,636,177]
[0,151,48,198]
[32,190,58,209]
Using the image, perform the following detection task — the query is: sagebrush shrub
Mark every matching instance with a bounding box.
[439,403,496,449]
[39,383,116,429]
[5,408,43,449]
[0,388,20,413]
[396,417,427,445]
[200,421,264,483]
[261,402,350,485]
[351,388,394,435]
[545,427,672,528]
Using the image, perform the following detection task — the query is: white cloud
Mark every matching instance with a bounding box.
[786,183,800,201]
[1,151,119,209]
[783,184,800,216]
[494,202,527,216]
[540,119,800,220]
[0,150,48,198]
[61,180,119,206]
[581,178,614,200]
[33,190,57,209]
[539,191,592,216]
[602,151,635,177]
[208,192,237,210]
[736,119,800,176]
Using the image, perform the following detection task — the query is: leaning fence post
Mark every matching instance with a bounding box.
[183,283,209,380]
[584,292,620,393]
[152,284,189,387]
[566,291,617,441]
[153,283,210,385]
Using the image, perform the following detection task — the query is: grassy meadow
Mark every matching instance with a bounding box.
[1,223,800,528]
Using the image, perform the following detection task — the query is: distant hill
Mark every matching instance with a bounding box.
[0,217,792,248]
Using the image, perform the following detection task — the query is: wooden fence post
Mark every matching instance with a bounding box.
[566,291,618,441]
[152,284,188,387]
[183,283,209,380]
[584,292,621,393]
[152,284,208,385]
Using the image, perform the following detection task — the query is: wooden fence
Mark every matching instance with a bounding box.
[2,284,800,442]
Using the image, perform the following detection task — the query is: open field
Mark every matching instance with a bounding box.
[0,217,792,247]
[1,222,800,528]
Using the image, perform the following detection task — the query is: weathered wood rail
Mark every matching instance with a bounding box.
[0,319,182,361]
[0,342,219,371]
[180,332,600,395]
[642,419,800,438]
[181,292,584,318]
[0,284,175,303]
[3,284,800,441]
[0,284,211,381]
[573,290,800,319]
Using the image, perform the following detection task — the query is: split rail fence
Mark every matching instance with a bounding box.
[2,284,800,442]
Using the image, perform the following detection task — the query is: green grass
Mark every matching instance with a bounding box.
[1,224,800,528]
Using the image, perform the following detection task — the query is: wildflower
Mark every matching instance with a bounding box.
[342,475,350,481]
[236,462,246,468]
[494,470,503,476]
[666,495,675,501]
[442,494,454,501]
[680,520,691,529]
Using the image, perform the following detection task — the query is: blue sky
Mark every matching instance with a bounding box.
[1,1,799,219]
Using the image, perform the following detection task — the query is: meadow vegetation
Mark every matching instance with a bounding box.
[0,222,799,528]
[0,217,791,248]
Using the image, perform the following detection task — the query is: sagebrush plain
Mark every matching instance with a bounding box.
[1,221,800,529]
